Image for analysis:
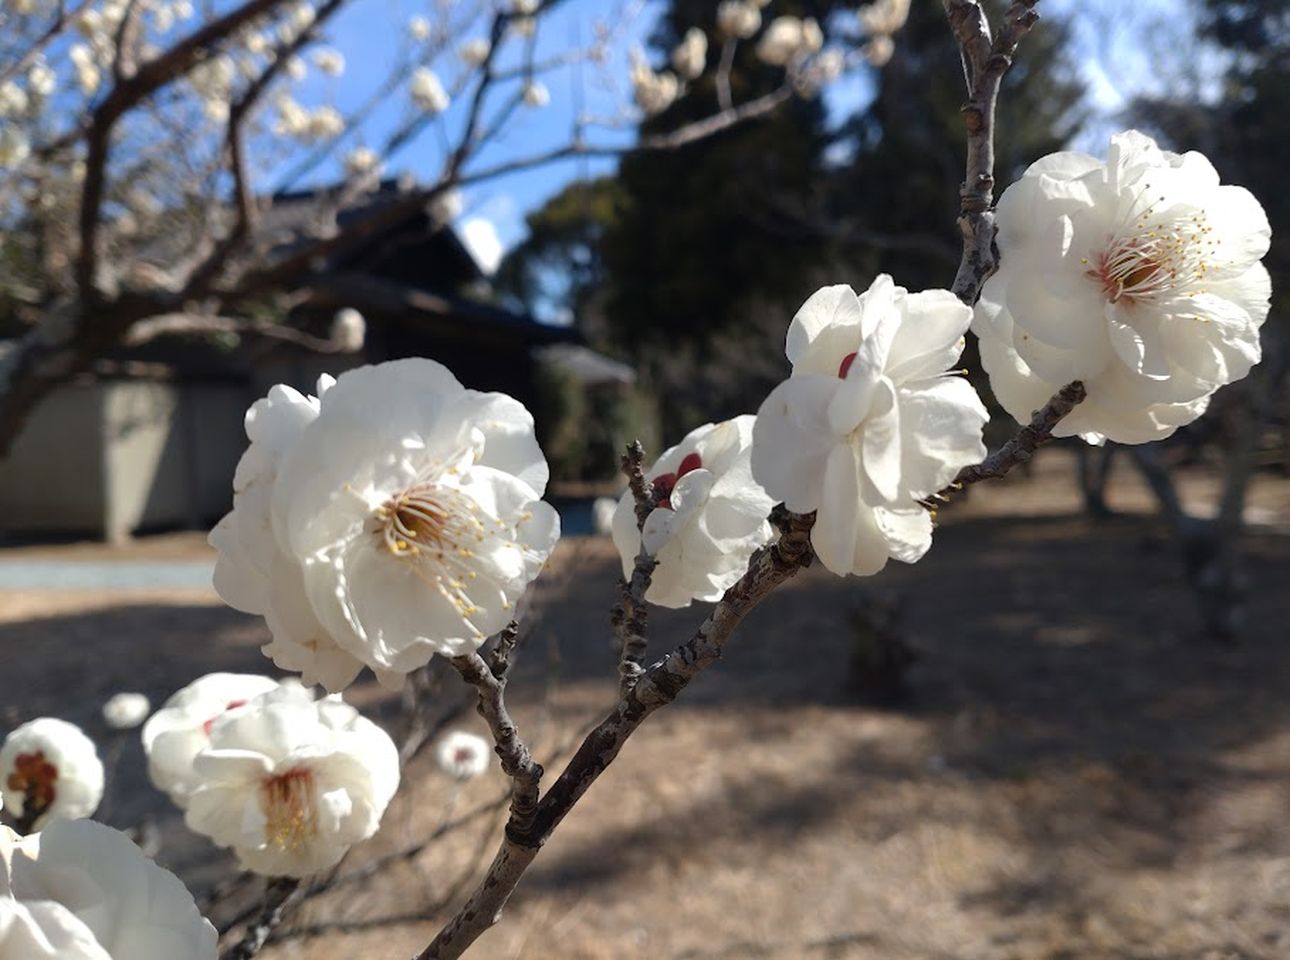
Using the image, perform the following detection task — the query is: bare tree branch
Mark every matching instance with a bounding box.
[0,0,97,87]
[449,649,543,837]
[183,0,349,295]
[929,380,1087,506]
[76,0,297,300]
[943,0,1040,305]
[122,311,357,352]
[418,508,817,959]
[223,82,795,305]
[613,441,656,694]
[219,877,301,960]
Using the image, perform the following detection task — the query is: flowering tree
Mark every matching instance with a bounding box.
[0,1,1275,959]
[0,0,863,454]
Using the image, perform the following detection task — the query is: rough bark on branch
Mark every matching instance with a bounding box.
[219,877,300,960]
[943,0,1040,306]
[935,380,1086,499]
[450,649,543,837]
[417,509,817,959]
[613,441,657,693]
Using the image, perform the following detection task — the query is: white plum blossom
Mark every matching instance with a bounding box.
[612,417,774,608]
[859,0,911,36]
[141,673,284,807]
[208,379,370,691]
[184,687,399,877]
[1,820,217,959]
[211,360,559,689]
[459,38,491,67]
[522,81,550,108]
[752,278,988,577]
[69,45,100,95]
[189,54,234,100]
[408,14,432,40]
[671,27,708,80]
[429,188,463,224]
[863,35,895,68]
[330,307,366,352]
[244,30,271,55]
[410,66,450,114]
[797,48,846,96]
[0,126,30,171]
[27,63,56,98]
[153,3,175,32]
[756,16,824,67]
[312,48,345,77]
[973,130,1272,444]
[436,731,491,780]
[268,359,559,678]
[717,1,761,39]
[630,51,679,116]
[0,719,103,830]
[306,105,344,140]
[344,146,381,179]
[273,96,310,137]
[101,693,150,730]
[287,0,315,32]
[0,82,29,118]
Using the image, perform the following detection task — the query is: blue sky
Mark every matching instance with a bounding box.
[298,0,1198,272]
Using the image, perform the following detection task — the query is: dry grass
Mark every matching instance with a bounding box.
[2,448,1289,960]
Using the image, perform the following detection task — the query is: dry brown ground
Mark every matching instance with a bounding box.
[1,448,1289,960]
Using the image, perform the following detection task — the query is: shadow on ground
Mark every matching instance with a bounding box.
[2,477,1289,958]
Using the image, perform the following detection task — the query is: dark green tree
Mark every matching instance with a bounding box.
[600,1,847,434]
[826,0,1085,298]
[494,177,624,337]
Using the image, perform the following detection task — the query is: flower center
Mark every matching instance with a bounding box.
[1084,189,1218,306]
[453,747,477,766]
[6,751,57,815]
[260,768,318,852]
[374,482,486,558]
[371,479,529,630]
[651,452,703,510]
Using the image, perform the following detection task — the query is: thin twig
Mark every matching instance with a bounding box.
[613,441,656,694]
[417,509,817,960]
[486,621,522,680]
[219,877,301,960]
[449,651,543,837]
[0,0,97,87]
[928,380,1086,504]
[942,0,1040,305]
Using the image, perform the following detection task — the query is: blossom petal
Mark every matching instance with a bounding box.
[860,377,901,505]
[897,377,988,498]
[752,375,840,512]
[884,290,971,384]
[785,284,864,376]
[875,507,933,564]
[813,441,861,576]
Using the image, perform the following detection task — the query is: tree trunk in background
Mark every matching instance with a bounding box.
[1128,372,1272,643]
[1076,443,1117,518]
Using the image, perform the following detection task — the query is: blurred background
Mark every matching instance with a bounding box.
[0,0,1288,957]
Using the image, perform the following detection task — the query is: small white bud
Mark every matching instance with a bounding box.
[102,692,151,730]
